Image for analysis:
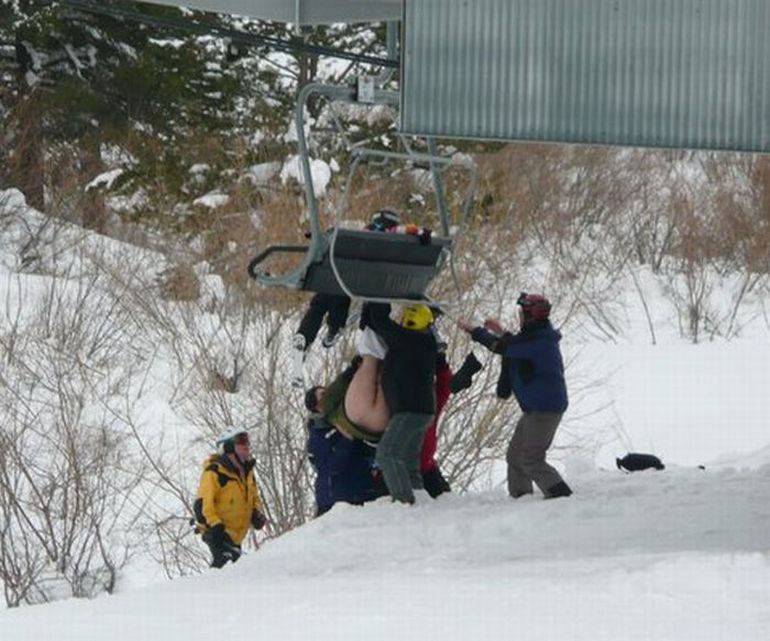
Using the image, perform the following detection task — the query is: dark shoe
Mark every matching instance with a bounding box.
[544,481,573,499]
[321,331,339,348]
[422,466,451,499]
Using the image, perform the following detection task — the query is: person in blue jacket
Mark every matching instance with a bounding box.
[459,293,572,500]
[305,390,388,516]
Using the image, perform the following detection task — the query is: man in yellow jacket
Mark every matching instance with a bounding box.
[194,426,267,568]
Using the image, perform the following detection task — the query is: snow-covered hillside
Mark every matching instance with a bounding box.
[2,460,770,640]
[1,187,769,640]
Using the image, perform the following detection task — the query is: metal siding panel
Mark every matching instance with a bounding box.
[402,0,770,152]
[134,0,402,25]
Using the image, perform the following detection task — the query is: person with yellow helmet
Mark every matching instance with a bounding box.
[366,303,438,504]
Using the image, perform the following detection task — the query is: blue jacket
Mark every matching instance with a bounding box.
[471,321,568,413]
[306,417,386,514]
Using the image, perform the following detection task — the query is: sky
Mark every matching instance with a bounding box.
[1,185,769,640]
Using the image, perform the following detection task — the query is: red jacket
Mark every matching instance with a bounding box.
[420,361,452,473]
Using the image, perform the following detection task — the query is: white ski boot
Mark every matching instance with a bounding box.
[291,334,306,389]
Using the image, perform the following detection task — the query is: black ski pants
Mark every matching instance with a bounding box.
[296,293,351,347]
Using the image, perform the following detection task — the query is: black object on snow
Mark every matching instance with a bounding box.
[616,452,665,472]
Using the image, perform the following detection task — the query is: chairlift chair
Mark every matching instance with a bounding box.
[247,82,476,305]
[248,227,452,299]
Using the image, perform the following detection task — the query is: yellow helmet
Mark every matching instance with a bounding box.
[400,304,434,331]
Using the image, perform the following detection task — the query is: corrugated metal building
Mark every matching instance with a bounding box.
[401,0,770,153]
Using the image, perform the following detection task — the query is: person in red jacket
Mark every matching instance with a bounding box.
[420,349,483,497]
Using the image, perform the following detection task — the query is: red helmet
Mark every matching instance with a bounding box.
[517,292,551,322]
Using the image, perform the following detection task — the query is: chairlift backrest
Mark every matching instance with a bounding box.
[305,228,451,299]
[248,228,451,300]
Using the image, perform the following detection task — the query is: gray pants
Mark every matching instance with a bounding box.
[375,412,434,504]
[506,412,565,498]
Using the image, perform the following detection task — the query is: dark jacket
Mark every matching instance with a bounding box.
[471,321,568,413]
[306,416,386,514]
[367,303,437,415]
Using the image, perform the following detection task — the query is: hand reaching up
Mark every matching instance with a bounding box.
[483,319,505,335]
[457,319,475,332]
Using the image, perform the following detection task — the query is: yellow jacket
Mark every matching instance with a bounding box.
[194,454,264,545]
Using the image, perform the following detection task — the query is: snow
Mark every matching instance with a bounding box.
[148,38,186,49]
[592,340,770,468]
[85,168,124,192]
[192,191,230,208]
[244,161,281,186]
[188,163,210,175]
[1,188,769,639]
[281,154,333,196]
[106,188,148,214]
[2,469,770,639]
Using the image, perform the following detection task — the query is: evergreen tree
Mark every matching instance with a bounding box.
[0,1,395,235]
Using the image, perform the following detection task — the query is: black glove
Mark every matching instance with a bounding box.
[207,523,226,547]
[251,510,267,530]
[496,357,512,399]
[450,352,483,394]
[418,228,432,245]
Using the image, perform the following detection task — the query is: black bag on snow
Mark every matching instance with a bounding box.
[616,452,665,472]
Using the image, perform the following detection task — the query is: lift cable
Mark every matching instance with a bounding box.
[57,0,399,69]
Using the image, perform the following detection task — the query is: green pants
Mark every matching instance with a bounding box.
[375,412,434,504]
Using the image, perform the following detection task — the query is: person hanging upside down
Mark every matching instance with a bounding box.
[304,325,392,443]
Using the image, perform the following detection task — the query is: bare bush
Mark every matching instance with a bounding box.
[0,259,143,606]
[106,258,315,577]
[3,128,770,603]
[158,262,201,302]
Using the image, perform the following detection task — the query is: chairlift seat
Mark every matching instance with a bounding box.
[248,228,451,300]
[308,228,450,298]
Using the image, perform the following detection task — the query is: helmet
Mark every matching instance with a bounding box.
[304,386,324,413]
[216,426,249,453]
[517,292,551,323]
[367,209,400,231]
[400,304,434,331]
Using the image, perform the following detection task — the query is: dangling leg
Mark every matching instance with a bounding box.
[344,355,390,432]
[322,296,352,348]
[297,293,334,349]
[292,295,330,389]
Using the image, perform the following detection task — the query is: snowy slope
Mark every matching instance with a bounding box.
[2,461,769,640]
[1,187,769,640]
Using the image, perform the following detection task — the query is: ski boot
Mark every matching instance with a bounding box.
[291,334,306,389]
